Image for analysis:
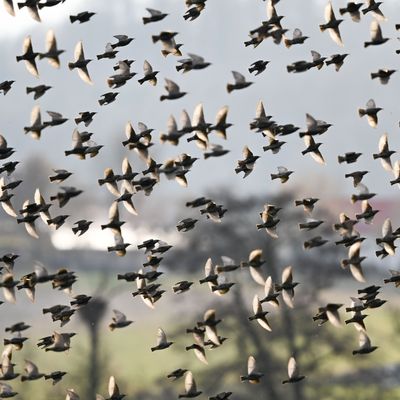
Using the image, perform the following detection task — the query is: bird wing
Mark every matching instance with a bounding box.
[249,248,262,263]
[359,331,370,349]
[232,71,245,84]
[146,8,162,16]
[24,360,39,376]
[188,53,204,63]
[255,101,266,119]
[156,327,167,345]
[164,79,179,94]
[3,0,14,16]
[204,257,213,277]
[74,41,85,61]
[324,2,334,22]
[370,20,383,41]
[112,309,126,323]
[250,266,266,286]
[288,356,298,379]
[108,376,120,398]
[143,59,153,75]
[30,105,41,126]
[277,166,288,174]
[350,264,365,283]
[247,355,256,375]
[293,28,303,38]
[192,103,205,126]
[282,265,293,284]
[382,218,393,237]
[348,241,361,259]
[77,66,93,85]
[366,98,376,109]
[252,294,262,314]
[184,371,196,394]
[306,113,317,130]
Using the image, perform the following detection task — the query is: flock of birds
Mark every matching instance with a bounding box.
[0,0,400,398]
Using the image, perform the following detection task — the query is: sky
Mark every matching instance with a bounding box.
[1,0,400,250]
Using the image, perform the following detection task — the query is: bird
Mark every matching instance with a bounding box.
[0,81,14,96]
[341,241,366,282]
[364,20,389,47]
[282,356,306,384]
[325,53,348,71]
[178,372,202,398]
[68,41,93,85]
[284,28,308,47]
[108,310,133,331]
[235,146,259,178]
[240,355,263,383]
[339,2,363,22]
[358,99,382,128]
[249,294,272,331]
[160,79,187,101]
[151,328,174,351]
[70,11,96,23]
[370,69,396,85]
[176,53,211,73]
[301,135,325,165]
[226,71,253,93]
[352,331,378,355]
[138,60,158,85]
[362,0,386,21]
[142,8,168,24]
[111,34,134,49]
[372,133,395,172]
[39,30,64,68]
[17,0,40,21]
[97,43,118,60]
[275,266,299,308]
[319,2,343,46]
[16,36,39,78]
[21,360,44,381]
[177,218,198,232]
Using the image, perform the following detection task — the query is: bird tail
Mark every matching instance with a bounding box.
[16,55,24,62]
[43,308,50,314]
[98,99,105,106]
[226,84,234,93]
[370,73,378,80]
[97,55,104,60]
[71,227,79,235]
[270,174,278,180]
[319,24,326,32]
[142,17,151,24]
[350,195,358,204]
[286,65,294,73]
[177,225,183,231]
[284,38,292,48]
[69,15,78,23]
[364,42,370,48]
[159,95,166,101]
[152,35,160,43]
[161,50,169,57]
[26,87,34,94]
[338,155,345,163]
[240,376,248,382]
[21,376,28,382]
[372,153,379,160]
[358,108,366,117]
[68,62,75,71]
[294,200,303,206]
[17,2,25,9]
[256,224,265,230]
[338,8,347,16]
[176,65,184,72]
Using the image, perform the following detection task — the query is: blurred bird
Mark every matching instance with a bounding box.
[282,357,306,384]
[178,372,202,398]
[108,310,133,331]
[249,294,272,331]
[358,99,381,128]
[143,8,168,24]
[16,36,39,78]
[138,60,158,85]
[339,2,362,22]
[284,28,308,47]
[370,69,396,85]
[373,133,395,172]
[227,71,253,93]
[160,79,186,101]
[0,81,14,96]
[70,11,96,23]
[352,331,377,355]
[39,30,64,68]
[364,20,388,47]
[151,328,173,351]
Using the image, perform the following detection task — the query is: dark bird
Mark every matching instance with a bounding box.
[0,81,14,96]
[302,135,325,165]
[339,2,363,22]
[138,60,158,85]
[17,0,40,21]
[249,294,272,332]
[177,218,198,232]
[111,34,134,48]
[176,53,211,73]
[355,200,379,224]
[275,266,299,308]
[384,269,400,287]
[248,60,269,75]
[373,133,395,172]
[98,92,119,106]
[226,71,253,93]
[97,43,118,60]
[26,84,52,100]
[108,309,133,331]
[345,170,368,187]
[160,79,186,101]
[204,144,229,159]
[370,69,396,85]
[362,0,386,21]
[151,328,174,351]
[235,146,259,178]
[75,111,96,127]
[325,53,348,71]
[143,8,168,24]
[284,28,308,47]
[167,369,188,381]
[69,11,96,23]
